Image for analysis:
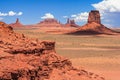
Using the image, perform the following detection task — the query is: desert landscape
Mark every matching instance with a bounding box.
[15,28,120,80]
[0,0,120,80]
[0,10,119,80]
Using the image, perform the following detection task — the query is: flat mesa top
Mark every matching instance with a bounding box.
[91,10,99,12]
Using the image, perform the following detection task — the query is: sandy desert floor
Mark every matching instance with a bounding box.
[15,27,120,80]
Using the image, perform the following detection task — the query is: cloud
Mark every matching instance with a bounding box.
[92,0,120,27]
[0,11,23,16]
[71,12,89,22]
[41,13,54,19]
[92,0,120,13]
[0,12,7,16]
[17,12,23,16]
[63,16,68,18]
[8,11,16,16]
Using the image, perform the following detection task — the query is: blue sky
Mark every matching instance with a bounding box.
[0,0,120,27]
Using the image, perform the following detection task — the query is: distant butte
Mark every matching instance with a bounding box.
[36,18,63,27]
[88,10,101,24]
[68,10,118,35]
[65,18,80,27]
[9,18,23,27]
[34,18,79,27]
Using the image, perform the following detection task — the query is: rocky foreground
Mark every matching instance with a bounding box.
[0,22,105,80]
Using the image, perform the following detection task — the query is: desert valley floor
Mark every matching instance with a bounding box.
[15,27,120,80]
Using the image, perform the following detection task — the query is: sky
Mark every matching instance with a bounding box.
[0,0,120,27]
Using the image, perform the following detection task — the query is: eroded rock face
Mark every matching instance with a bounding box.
[40,19,59,24]
[0,22,105,80]
[88,10,101,24]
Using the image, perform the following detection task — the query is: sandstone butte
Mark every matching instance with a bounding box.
[35,18,79,27]
[65,18,80,27]
[9,18,24,27]
[35,18,62,27]
[10,18,79,28]
[68,10,118,35]
[0,21,105,80]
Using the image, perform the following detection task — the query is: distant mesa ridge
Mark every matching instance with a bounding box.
[36,18,79,27]
[8,10,119,35]
[36,18,62,27]
[39,18,59,24]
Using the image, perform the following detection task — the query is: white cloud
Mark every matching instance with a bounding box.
[0,12,7,16]
[8,11,16,16]
[92,0,120,27]
[17,12,23,16]
[63,16,68,18]
[71,12,89,22]
[0,11,23,16]
[92,0,120,13]
[71,15,77,17]
[41,13,54,19]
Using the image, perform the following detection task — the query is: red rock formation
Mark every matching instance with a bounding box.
[70,19,75,24]
[9,18,23,27]
[65,18,79,27]
[68,10,117,35]
[66,18,70,24]
[88,10,101,24]
[36,18,63,27]
[40,19,58,24]
[0,22,105,80]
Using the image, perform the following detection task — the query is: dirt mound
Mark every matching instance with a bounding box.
[0,22,105,80]
[9,18,24,27]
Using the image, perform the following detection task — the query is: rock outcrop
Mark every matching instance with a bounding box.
[0,22,105,80]
[88,10,101,24]
[36,18,63,27]
[65,18,79,27]
[40,19,58,24]
[9,18,23,27]
[68,10,117,35]
[34,18,79,28]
